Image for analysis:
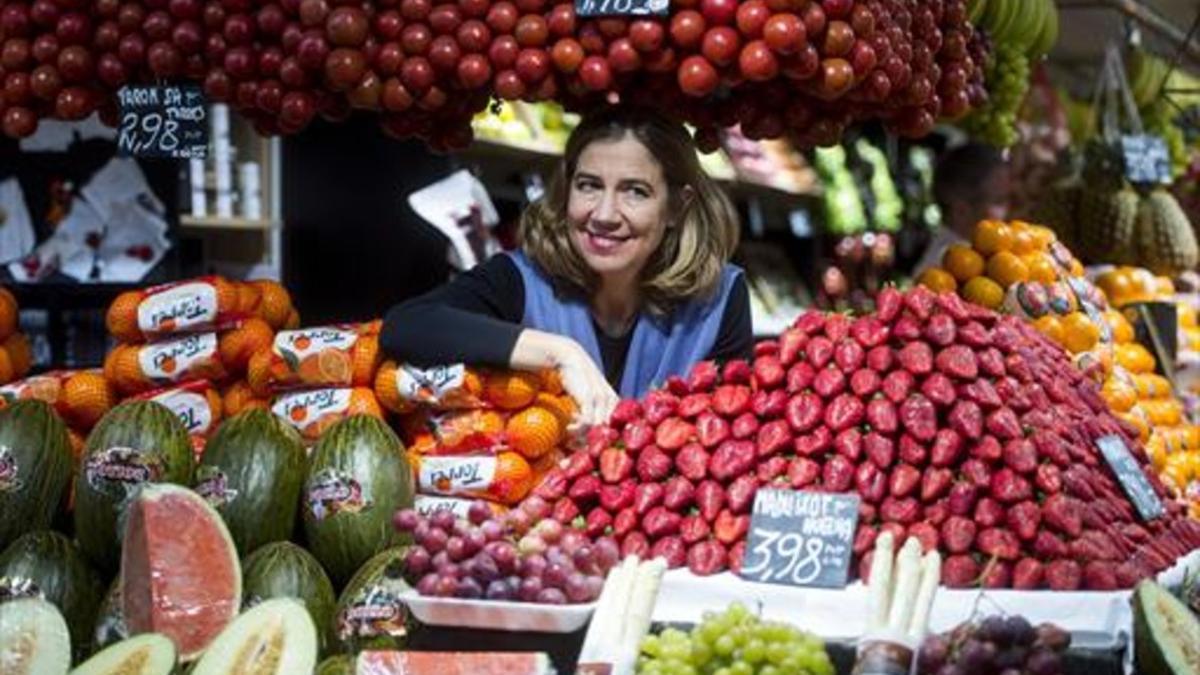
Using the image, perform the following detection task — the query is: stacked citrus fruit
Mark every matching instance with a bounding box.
[0,369,114,459]
[0,286,34,385]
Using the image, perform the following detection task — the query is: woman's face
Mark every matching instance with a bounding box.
[567,134,671,284]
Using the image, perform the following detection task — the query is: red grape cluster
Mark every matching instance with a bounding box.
[393,497,620,604]
[0,0,988,150]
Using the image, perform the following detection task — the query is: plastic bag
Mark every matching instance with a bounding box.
[104,333,228,396]
[134,380,223,460]
[410,451,534,505]
[375,361,486,413]
[107,275,244,343]
[249,323,380,396]
[271,387,383,442]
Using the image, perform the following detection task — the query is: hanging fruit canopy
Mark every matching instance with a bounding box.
[0,0,989,152]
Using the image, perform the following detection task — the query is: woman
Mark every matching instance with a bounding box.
[381,104,753,426]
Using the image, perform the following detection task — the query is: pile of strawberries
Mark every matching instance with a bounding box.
[528,286,1200,589]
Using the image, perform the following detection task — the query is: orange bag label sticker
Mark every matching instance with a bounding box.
[273,387,351,429]
[273,327,359,362]
[137,281,218,334]
[138,333,218,381]
[413,494,475,518]
[418,455,496,495]
[396,364,467,405]
[150,387,214,435]
[0,374,67,406]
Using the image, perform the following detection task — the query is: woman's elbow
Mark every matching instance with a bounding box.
[379,302,419,360]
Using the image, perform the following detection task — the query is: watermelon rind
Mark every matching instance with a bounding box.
[315,655,355,675]
[0,400,73,551]
[0,530,105,664]
[241,541,336,655]
[0,597,72,675]
[332,547,412,655]
[302,415,413,586]
[198,410,307,556]
[69,633,175,675]
[189,598,318,675]
[75,401,194,574]
[120,484,241,662]
[91,580,127,654]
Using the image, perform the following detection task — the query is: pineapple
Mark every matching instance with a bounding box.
[1136,189,1199,276]
[1075,141,1138,263]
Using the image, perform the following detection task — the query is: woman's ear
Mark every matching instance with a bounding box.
[671,185,696,228]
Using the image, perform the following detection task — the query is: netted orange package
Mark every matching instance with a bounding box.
[248,323,380,396]
[107,276,244,343]
[134,380,224,460]
[105,334,228,396]
[410,451,534,505]
[270,386,383,442]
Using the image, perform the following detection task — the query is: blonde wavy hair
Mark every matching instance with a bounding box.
[519,105,740,316]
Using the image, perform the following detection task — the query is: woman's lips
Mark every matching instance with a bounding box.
[581,228,630,255]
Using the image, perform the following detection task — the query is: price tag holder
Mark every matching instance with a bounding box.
[1096,435,1165,521]
[117,85,208,159]
[739,489,859,589]
[575,0,668,17]
[1120,134,1172,185]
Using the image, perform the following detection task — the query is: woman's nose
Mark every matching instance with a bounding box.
[592,190,619,223]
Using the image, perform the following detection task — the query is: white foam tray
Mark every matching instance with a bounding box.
[403,590,596,634]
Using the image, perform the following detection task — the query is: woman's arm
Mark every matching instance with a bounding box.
[707,275,755,363]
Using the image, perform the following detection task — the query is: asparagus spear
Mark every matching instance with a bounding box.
[907,551,942,642]
[866,531,896,633]
[885,539,923,634]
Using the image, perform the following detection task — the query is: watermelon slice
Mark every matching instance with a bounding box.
[120,484,241,661]
[190,598,318,675]
[0,598,71,675]
[71,633,176,675]
[357,651,553,675]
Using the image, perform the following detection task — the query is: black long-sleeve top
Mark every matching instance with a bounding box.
[380,255,754,388]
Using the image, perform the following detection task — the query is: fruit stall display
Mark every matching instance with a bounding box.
[0,0,989,150]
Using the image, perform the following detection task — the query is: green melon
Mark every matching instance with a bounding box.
[241,541,336,655]
[0,597,71,675]
[315,655,355,675]
[302,416,413,586]
[91,580,126,654]
[70,633,176,675]
[1133,580,1200,675]
[0,531,104,664]
[190,598,318,675]
[0,400,72,551]
[332,547,412,655]
[74,401,194,574]
[197,410,307,556]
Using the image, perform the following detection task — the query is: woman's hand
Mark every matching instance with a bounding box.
[510,329,618,428]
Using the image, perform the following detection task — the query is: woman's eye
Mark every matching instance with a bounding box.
[626,186,649,199]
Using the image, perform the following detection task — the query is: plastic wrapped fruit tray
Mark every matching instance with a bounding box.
[403,591,596,633]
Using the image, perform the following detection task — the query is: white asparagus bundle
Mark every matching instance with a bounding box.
[885,538,923,635]
[865,531,896,633]
[907,550,942,641]
[577,556,639,664]
[617,558,669,674]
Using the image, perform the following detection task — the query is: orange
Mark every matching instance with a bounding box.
[105,344,148,395]
[986,251,1029,287]
[107,291,143,342]
[1061,312,1100,354]
[1095,270,1134,306]
[374,361,416,414]
[247,350,274,397]
[1028,224,1056,249]
[351,335,380,386]
[222,381,257,416]
[284,309,301,330]
[0,348,14,385]
[1024,254,1058,285]
[361,319,383,335]
[942,244,985,283]
[1032,315,1065,347]
[297,349,352,385]
[1116,343,1155,374]
[1101,377,1137,413]
[1104,310,1135,343]
[972,220,1012,256]
[1145,434,1168,471]
[917,267,957,293]
[539,369,564,395]
[1119,409,1152,442]
[1010,228,1039,255]
[1155,276,1176,296]
[3,333,30,378]
[535,392,578,426]
[212,276,241,315]
[491,452,534,504]
[347,387,385,418]
[63,371,115,429]
[0,290,17,343]
[961,276,1005,309]
[218,318,275,375]
[506,406,563,459]
[484,371,542,410]
[236,281,262,316]
[253,280,293,329]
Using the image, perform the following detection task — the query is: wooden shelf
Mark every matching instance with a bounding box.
[180,215,275,231]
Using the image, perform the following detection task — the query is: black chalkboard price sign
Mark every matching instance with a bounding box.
[1120,134,1172,185]
[116,85,208,159]
[575,0,669,17]
[739,489,860,589]
[1096,435,1165,521]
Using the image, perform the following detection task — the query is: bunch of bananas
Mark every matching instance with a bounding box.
[968,0,1059,59]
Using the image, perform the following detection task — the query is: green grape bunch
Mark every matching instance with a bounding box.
[962,43,1031,147]
[637,603,836,675]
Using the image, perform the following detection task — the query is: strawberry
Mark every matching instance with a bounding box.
[621,531,650,558]
[1013,558,1044,590]
[727,474,759,514]
[757,456,789,483]
[686,540,727,576]
[866,398,899,433]
[907,522,940,553]
[925,499,949,525]
[599,480,636,512]
[1006,500,1041,541]
[981,561,1012,589]
[714,509,751,545]
[942,555,980,588]
[881,496,921,524]
[921,467,953,501]
[850,369,881,397]
[961,379,1002,408]
[731,412,760,440]
[993,321,1023,352]
[533,468,569,501]
[666,376,690,396]
[642,506,682,538]
[935,292,971,321]
[553,497,581,524]
[613,507,638,538]
[904,286,935,320]
[650,536,687,568]
[924,313,957,346]
[1114,562,1143,589]
[585,507,613,537]
[930,429,963,467]
[806,336,834,369]
[947,482,978,516]
[985,407,1022,440]
[899,434,928,466]
[728,541,747,575]
[633,483,664,515]
[636,446,673,483]
[941,516,977,553]
[674,443,709,481]
[751,390,788,419]
[786,362,816,393]
[1083,561,1117,591]
[755,340,779,357]
[622,421,654,451]
[709,440,755,483]
[935,345,978,380]
[969,435,1001,462]
[876,287,903,323]
[978,348,1006,378]
[600,448,635,484]
[881,370,915,403]
[920,373,957,408]
[893,315,922,341]
[786,392,824,432]
[866,346,894,373]
[853,524,878,555]
[889,463,921,498]
[721,360,752,385]
[569,474,601,502]
[1042,494,1082,537]
[778,328,809,366]
[753,354,786,389]
[851,316,889,348]
[696,412,731,448]
[695,480,725,522]
[897,342,934,376]
[712,385,752,418]
[686,360,720,393]
[788,457,821,489]
[961,458,991,488]
[825,394,865,432]
[643,391,680,425]
[1031,430,1071,469]
[1002,438,1038,474]
[973,497,1004,528]
[793,426,832,457]
[990,468,1032,503]
[957,321,992,348]
[944,400,982,441]
[756,420,792,459]
[824,455,855,492]
[662,476,696,511]
[879,522,909,544]
[899,394,937,441]
[1005,354,1033,383]
[610,399,644,428]
[793,310,826,335]
[812,367,846,398]
[678,393,711,419]
[824,314,851,342]
[679,514,710,544]
[834,428,863,462]
[977,527,1020,560]
[835,339,866,372]
[1061,466,1097,501]
[856,462,886,503]
[1044,559,1082,591]
[865,432,896,470]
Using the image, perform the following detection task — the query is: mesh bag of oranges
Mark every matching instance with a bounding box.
[0,369,115,430]
[270,386,383,442]
[247,323,381,397]
[0,287,34,385]
[374,362,487,413]
[104,333,230,396]
[408,450,535,506]
[133,380,224,460]
[107,276,298,343]
[221,380,270,417]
